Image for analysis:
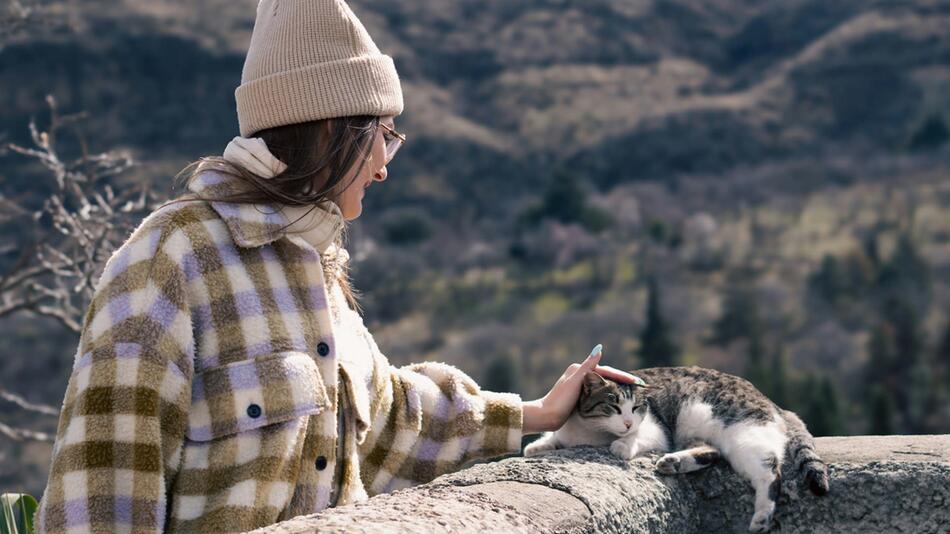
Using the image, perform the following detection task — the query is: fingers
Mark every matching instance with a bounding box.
[584,344,603,368]
[562,345,644,386]
[593,364,641,384]
[564,349,600,380]
[569,345,602,378]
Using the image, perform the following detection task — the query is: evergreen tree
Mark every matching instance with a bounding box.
[542,168,587,224]
[801,374,843,437]
[938,318,950,376]
[808,255,847,306]
[883,295,929,431]
[745,326,769,395]
[865,321,902,432]
[768,344,789,408]
[908,113,949,151]
[866,322,899,391]
[639,276,679,367]
[932,318,950,431]
[711,284,761,346]
[862,232,881,269]
[877,233,932,309]
[807,251,875,322]
[818,376,843,436]
[869,384,895,435]
[518,167,612,233]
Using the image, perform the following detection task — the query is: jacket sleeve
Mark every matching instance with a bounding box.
[353,315,523,495]
[35,225,194,533]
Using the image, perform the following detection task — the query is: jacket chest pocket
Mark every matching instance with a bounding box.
[186,351,331,441]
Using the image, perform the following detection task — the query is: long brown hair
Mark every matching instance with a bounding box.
[167,114,383,315]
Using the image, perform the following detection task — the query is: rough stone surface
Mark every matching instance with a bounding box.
[248,435,950,533]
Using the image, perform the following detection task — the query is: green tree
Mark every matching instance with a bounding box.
[767,344,789,408]
[937,317,950,392]
[883,296,929,431]
[744,326,769,394]
[711,284,761,346]
[808,252,875,306]
[638,277,679,367]
[862,232,881,267]
[866,322,899,391]
[868,384,896,435]
[877,233,932,309]
[808,255,848,305]
[540,167,587,224]
[383,212,433,245]
[908,113,949,151]
[801,374,843,437]
[518,167,612,233]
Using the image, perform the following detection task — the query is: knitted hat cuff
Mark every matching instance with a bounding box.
[235,54,404,137]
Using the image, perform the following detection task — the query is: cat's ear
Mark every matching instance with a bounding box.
[583,371,608,388]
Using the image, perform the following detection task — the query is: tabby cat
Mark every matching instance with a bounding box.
[523,366,830,532]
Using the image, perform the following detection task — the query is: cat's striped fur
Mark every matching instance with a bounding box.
[524,366,829,533]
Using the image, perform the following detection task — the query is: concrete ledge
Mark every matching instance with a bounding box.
[252,435,950,534]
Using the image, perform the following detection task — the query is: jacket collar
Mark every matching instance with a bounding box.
[187,169,343,250]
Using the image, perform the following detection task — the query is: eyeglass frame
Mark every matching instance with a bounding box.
[378,120,407,163]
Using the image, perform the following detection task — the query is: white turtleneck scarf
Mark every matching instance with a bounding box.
[222,135,345,254]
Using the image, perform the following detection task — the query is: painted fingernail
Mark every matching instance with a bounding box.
[587,344,603,359]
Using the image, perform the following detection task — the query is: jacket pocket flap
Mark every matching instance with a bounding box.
[187,351,330,441]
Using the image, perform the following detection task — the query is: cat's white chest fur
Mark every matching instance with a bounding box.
[524,408,669,459]
[550,411,618,447]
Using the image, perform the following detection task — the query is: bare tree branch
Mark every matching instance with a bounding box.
[0,420,52,442]
[1,94,154,337]
[0,388,58,416]
[0,95,163,432]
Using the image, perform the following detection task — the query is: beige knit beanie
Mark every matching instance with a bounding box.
[235,0,404,137]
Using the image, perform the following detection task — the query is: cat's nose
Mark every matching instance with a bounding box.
[624,421,632,429]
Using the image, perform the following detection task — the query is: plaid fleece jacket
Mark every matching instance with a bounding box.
[35,170,524,533]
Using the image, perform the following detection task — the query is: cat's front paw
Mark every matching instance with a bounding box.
[748,510,776,533]
[655,453,681,474]
[524,439,557,457]
[609,439,638,461]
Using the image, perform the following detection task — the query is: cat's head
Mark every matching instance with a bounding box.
[576,372,650,437]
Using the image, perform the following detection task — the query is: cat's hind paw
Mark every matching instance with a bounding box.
[748,510,776,533]
[655,453,681,474]
[609,439,637,461]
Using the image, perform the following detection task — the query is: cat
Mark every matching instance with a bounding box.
[523,366,830,533]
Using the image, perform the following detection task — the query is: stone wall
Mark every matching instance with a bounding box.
[251,435,950,533]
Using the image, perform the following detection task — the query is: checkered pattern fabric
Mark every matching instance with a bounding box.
[34,170,524,533]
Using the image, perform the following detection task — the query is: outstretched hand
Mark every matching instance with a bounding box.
[521,345,643,435]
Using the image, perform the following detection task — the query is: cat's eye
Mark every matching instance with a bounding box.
[606,393,618,403]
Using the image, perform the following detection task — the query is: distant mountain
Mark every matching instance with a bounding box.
[2,1,947,207]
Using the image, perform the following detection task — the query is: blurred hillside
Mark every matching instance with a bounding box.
[1,0,949,498]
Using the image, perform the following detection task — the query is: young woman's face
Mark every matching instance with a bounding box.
[335,115,394,220]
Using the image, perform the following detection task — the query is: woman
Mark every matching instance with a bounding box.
[35,1,641,532]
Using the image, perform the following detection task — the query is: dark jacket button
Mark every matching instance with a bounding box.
[315,455,328,470]
[247,403,262,419]
[316,342,330,356]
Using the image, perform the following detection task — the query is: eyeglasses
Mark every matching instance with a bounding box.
[378,121,407,163]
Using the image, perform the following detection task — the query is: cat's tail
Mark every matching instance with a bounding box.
[781,409,830,496]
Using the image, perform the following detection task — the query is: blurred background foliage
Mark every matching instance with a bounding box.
[1,0,949,498]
